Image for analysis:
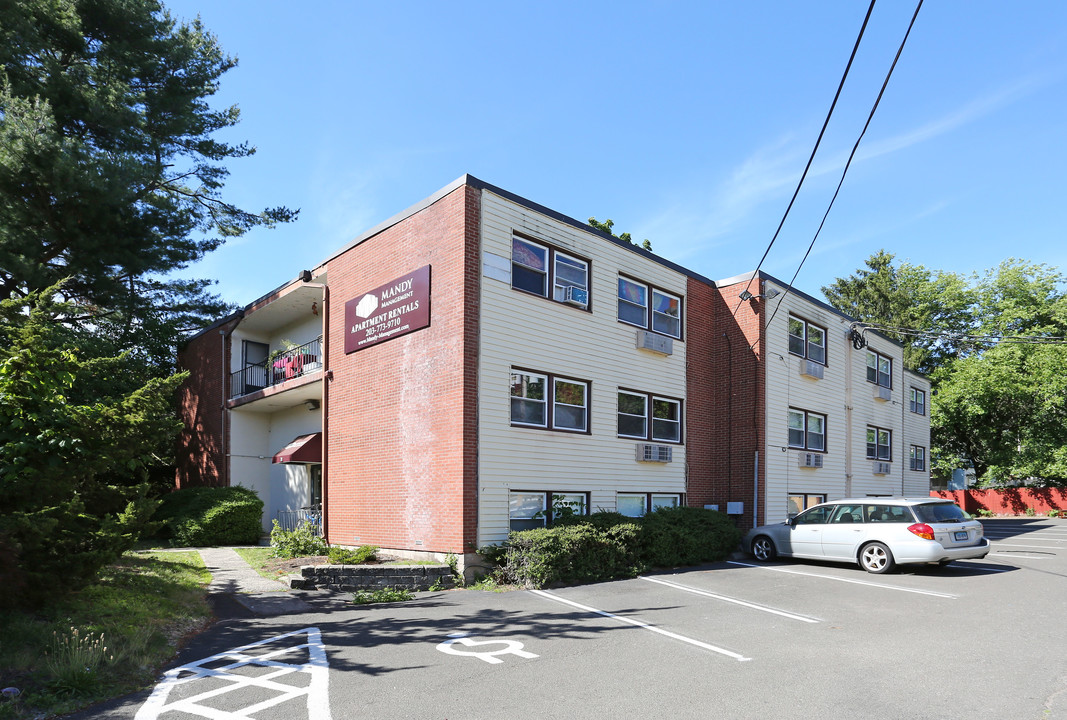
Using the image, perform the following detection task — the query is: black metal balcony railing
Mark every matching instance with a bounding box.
[230,336,323,399]
[276,506,323,536]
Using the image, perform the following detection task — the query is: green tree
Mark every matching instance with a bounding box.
[0,291,183,609]
[821,250,973,373]
[0,0,295,369]
[825,254,1067,485]
[588,217,653,251]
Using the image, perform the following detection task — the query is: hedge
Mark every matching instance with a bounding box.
[154,485,264,546]
[497,506,741,588]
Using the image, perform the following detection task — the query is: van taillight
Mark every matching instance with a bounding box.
[908,523,935,540]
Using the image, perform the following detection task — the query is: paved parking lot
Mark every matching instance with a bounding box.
[90,518,1067,720]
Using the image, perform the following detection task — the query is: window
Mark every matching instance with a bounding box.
[866,350,892,388]
[617,391,682,443]
[910,388,926,415]
[910,445,926,471]
[510,370,588,432]
[617,276,682,339]
[866,426,892,461]
[787,494,826,517]
[512,235,589,307]
[864,504,912,523]
[794,505,832,524]
[617,492,682,517]
[787,316,826,365]
[509,491,588,531]
[787,409,826,451]
[829,504,863,524]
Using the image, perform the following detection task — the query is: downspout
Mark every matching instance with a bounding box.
[301,281,331,542]
[722,331,733,507]
[901,377,906,495]
[219,328,229,487]
[322,284,330,542]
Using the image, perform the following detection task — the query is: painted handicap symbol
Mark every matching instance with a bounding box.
[436,634,538,664]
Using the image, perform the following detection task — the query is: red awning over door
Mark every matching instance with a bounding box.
[272,432,322,464]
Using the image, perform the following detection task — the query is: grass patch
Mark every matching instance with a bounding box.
[0,551,212,719]
[233,547,275,579]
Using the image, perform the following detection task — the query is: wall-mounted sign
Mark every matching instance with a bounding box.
[344,265,431,353]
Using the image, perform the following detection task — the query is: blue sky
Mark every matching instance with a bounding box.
[164,1,1067,307]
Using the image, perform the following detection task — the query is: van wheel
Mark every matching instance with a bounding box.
[859,542,894,574]
[751,536,777,562]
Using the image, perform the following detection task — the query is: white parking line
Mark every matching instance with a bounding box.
[990,542,1063,550]
[530,589,752,662]
[991,552,1049,560]
[726,561,958,599]
[639,576,820,623]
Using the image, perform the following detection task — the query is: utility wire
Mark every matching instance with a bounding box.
[764,0,924,337]
[729,0,878,321]
[853,321,1067,346]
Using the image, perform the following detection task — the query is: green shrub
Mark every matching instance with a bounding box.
[498,507,741,588]
[269,520,327,558]
[502,520,642,587]
[328,545,378,564]
[638,506,741,567]
[154,486,263,546]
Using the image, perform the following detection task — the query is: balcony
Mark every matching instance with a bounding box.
[230,336,322,399]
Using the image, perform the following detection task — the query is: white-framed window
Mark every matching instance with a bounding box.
[617,390,682,443]
[509,491,588,531]
[910,387,926,415]
[652,288,682,338]
[787,316,826,365]
[510,371,547,427]
[787,408,826,452]
[866,350,892,388]
[553,252,589,305]
[866,426,892,461]
[617,492,682,517]
[910,445,927,471]
[617,276,682,339]
[787,494,826,518]
[511,369,588,433]
[553,377,588,432]
[512,235,589,307]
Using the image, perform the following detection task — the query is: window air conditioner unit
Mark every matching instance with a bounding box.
[636,443,673,463]
[636,329,673,356]
[797,452,824,468]
[875,386,892,402]
[800,359,824,380]
[873,461,892,475]
[563,286,588,307]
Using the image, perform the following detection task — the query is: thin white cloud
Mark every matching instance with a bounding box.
[645,71,1059,267]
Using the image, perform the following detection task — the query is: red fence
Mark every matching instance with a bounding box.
[932,488,1067,515]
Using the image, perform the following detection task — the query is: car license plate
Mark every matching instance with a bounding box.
[954,531,969,541]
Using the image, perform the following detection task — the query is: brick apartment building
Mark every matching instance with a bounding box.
[176,175,929,570]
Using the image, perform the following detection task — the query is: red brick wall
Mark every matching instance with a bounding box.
[175,317,238,488]
[324,184,480,554]
[686,275,766,527]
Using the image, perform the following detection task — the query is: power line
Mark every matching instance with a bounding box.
[729,0,878,321]
[764,0,924,335]
[852,321,1067,347]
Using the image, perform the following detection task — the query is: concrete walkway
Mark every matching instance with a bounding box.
[192,546,314,616]
[197,547,289,593]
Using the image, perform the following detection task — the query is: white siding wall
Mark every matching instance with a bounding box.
[762,282,920,522]
[230,404,321,533]
[902,369,932,496]
[762,285,853,522]
[477,191,688,545]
